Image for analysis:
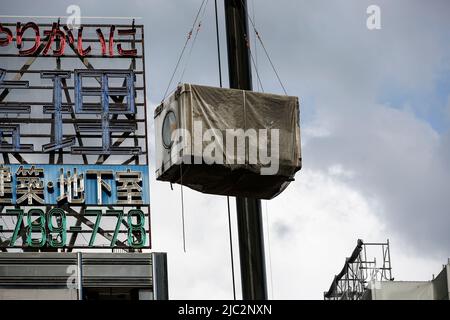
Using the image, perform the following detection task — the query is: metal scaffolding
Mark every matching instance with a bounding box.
[324,239,394,300]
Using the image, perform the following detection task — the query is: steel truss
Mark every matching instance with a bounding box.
[324,239,393,300]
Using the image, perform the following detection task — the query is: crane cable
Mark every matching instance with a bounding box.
[162,0,208,102]
[239,0,288,95]
[162,0,208,253]
[247,0,275,299]
[265,200,275,299]
[178,0,211,254]
[252,0,260,92]
[180,165,186,253]
[214,0,237,300]
[251,1,274,299]
[179,0,211,83]
[177,0,210,254]
[163,0,278,295]
[246,34,265,93]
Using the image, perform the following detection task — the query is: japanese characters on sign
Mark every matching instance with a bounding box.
[0,69,141,154]
[0,22,137,57]
[0,165,149,205]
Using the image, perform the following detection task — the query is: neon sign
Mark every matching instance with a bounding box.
[0,22,137,57]
[0,21,149,250]
[0,165,149,205]
[1,208,147,249]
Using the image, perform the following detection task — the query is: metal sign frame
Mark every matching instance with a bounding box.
[0,21,150,252]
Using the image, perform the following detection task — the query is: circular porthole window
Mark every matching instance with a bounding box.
[162,111,177,149]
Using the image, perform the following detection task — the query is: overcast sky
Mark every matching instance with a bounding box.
[2,0,450,299]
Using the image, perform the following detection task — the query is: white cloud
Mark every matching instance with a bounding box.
[268,169,386,299]
[151,166,444,299]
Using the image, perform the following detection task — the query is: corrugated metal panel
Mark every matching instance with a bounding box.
[0,288,77,300]
[0,252,77,286]
[0,252,152,288]
[82,253,152,288]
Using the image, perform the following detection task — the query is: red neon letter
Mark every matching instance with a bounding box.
[117,28,137,57]
[53,29,66,56]
[63,26,75,45]
[16,22,41,56]
[96,28,106,55]
[0,24,13,47]
[43,23,66,56]
[109,25,115,56]
[77,27,91,56]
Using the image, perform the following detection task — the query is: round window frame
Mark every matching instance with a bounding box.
[162,110,177,149]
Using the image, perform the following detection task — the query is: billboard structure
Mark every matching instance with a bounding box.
[324,239,393,300]
[0,21,150,251]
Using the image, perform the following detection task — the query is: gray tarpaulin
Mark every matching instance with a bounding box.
[157,83,302,200]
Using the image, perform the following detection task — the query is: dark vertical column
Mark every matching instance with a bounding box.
[224,0,267,300]
[77,252,83,300]
[152,252,169,300]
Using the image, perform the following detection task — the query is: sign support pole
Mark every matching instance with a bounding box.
[224,0,268,300]
[77,252,83,300]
